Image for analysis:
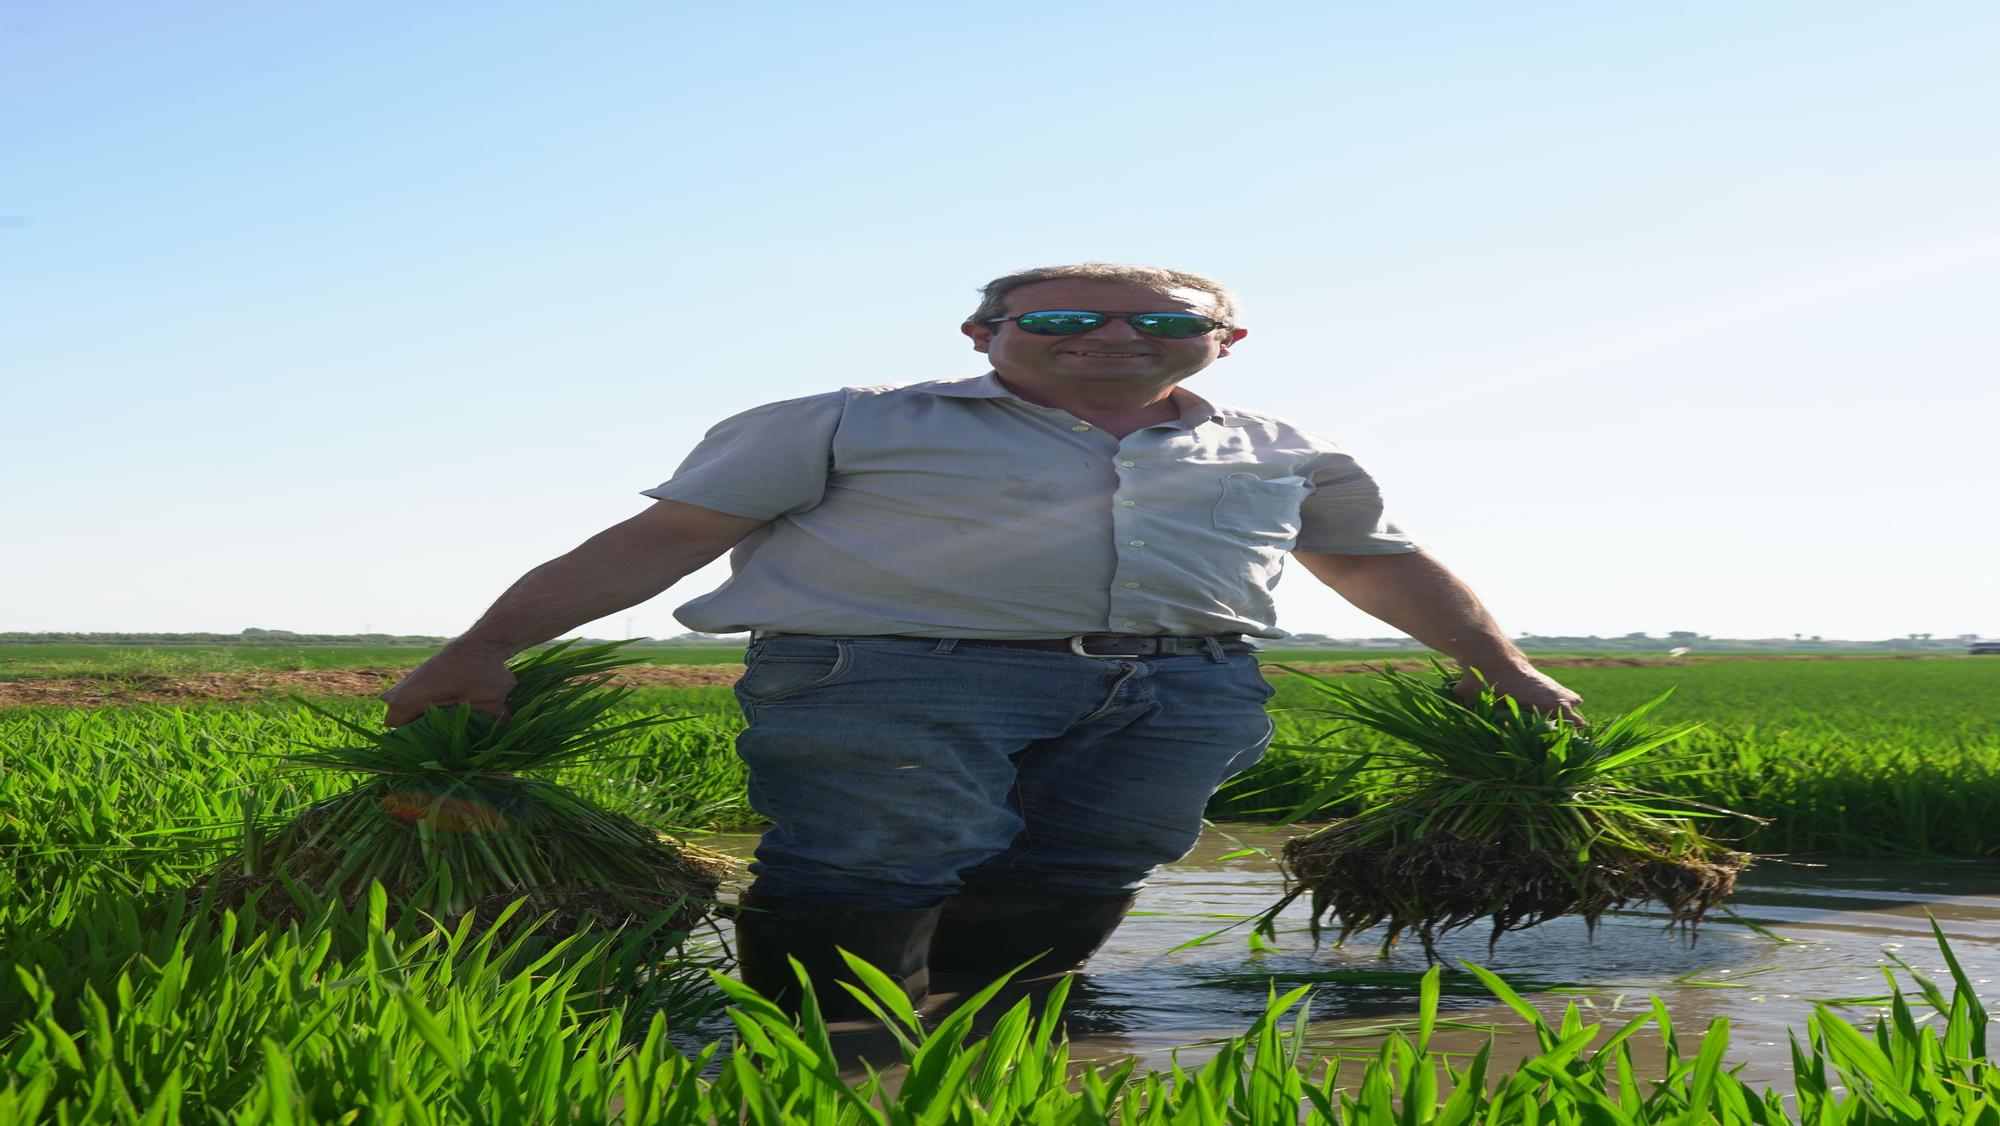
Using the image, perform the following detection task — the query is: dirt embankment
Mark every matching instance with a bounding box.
[0,664,745,709]
[0,653,1962,710]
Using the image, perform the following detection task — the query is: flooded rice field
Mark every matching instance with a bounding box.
[708,824,2000,1089]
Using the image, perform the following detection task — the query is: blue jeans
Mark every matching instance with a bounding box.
[731,635,1277,909]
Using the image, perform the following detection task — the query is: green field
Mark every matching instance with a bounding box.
[0,643,1462,680]
[4,656,1998,1121]
[0,643,1776,681]
[1223,657,2000,855]
[0,644,753,681]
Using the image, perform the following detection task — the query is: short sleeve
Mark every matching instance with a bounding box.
[1293,455,1422,555]
[640,391,846,520]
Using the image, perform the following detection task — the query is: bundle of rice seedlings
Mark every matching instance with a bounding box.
[1267,662,1755,960]
[203,640,732,936]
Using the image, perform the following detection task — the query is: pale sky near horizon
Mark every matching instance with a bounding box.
[4,3,1996,642]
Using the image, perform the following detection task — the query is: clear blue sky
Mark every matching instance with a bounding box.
[5,2,1995,641]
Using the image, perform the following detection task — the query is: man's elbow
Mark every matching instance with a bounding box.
[617,500,767,558]
[1293,548,1427,584]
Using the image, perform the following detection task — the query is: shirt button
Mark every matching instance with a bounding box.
[1120,460,1136,467]
[1123,581,1142,589]
[1119,499,1136,508]
[1127,539,1146,547]
[1071,424,1091,432]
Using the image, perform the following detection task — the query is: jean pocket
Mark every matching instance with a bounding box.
[1211,473,1309,541]
[1241,655,1278,704]
[737,637,852,704]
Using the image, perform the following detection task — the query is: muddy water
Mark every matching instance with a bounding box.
[704,825,2000,1089]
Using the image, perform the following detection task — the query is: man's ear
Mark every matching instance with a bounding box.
[1216,327,1249,358]
[960,321,993,355]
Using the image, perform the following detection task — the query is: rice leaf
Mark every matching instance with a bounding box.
[199,641,731,938]
[1274,661,1759,958]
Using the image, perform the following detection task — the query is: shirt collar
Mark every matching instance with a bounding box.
[923,372,1247,429]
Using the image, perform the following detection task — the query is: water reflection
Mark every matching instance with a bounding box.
[703,824,2000,1088]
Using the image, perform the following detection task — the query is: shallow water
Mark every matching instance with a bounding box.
[703,825,2000,1088]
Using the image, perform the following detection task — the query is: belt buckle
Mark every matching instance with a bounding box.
[1068,634,1131,658]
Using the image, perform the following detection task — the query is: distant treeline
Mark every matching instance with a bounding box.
[1515,635,1979,653]
[1278,632,1983,653]
[0,629,743,647]
[0,629,1983,652]
[0,630,452,646]
[1272,636,1976,652]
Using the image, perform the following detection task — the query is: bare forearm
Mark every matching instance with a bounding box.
[382,500,763,725]
[448,501,763,659]
[1292,551,1531,674]
[451,548,690,657]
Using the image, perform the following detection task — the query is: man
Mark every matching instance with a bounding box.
[382,263,1582,1018]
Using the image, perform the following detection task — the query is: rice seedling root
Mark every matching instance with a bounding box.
[1269,661,1760,961]
[197,782,734,934]
[1283,823,1750,959]
[191,641,738,941]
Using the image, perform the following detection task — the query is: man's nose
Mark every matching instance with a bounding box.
[1073,318,1146,343]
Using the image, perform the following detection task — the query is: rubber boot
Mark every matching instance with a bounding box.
[927,890,1137,982]
[732,890,941,1021]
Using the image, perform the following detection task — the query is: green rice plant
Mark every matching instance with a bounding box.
[292,638,682,777]
[6,892,1996,1123]
[1268,662,1757,958]
[0,706,351,952]
[1217,658,2000,856]
[21,654,1998,855]
[1521,660,2000,856]
[1,888,730,1124]
[0,698,755,975]
[204,640,734,933]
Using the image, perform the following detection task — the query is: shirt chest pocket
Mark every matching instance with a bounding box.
[1211,472,1310,541]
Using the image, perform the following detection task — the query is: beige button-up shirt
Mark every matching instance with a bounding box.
[643,373,1419,640]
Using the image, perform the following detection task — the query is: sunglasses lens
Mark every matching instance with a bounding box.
[1013,311,1104,335]
[1130,313,1219,338]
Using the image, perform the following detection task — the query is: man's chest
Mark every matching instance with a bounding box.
[823,411,1317,536]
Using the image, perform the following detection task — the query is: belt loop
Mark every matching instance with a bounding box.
[1203,635,1226,663]
[931,638,958,655]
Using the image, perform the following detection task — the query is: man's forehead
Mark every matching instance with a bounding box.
[1002,279,1216,314]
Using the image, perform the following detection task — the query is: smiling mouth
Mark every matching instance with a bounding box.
[1065,350,1151,358]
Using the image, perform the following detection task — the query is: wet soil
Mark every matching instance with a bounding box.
[0,653,1957,709]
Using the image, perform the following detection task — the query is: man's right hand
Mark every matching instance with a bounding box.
[373,499,766,728]
[381,648,517,727]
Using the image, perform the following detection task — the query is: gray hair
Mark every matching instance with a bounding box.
[968,263,1241,327]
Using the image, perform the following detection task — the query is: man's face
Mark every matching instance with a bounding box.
[961,279,1248,391]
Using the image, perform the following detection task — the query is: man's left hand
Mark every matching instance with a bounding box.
[1453,668,1586,727]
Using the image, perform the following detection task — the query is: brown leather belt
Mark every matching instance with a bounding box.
[752,633,1258,658]
[951,634,1256,658]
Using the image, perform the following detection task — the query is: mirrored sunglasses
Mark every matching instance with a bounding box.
[984,310,1228,339]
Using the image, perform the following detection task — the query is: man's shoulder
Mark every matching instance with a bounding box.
[1205,401,1292,427]
[838,374,996,400]
[749,375,987,409]
[1205,400,1328,439]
